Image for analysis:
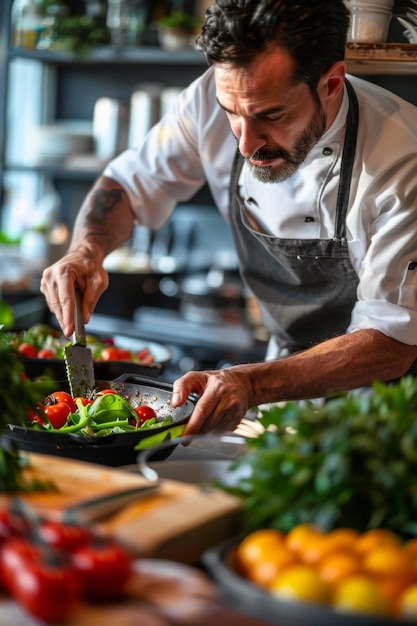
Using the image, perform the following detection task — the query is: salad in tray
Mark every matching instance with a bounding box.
[7,324,155,365]
[28,388,173,436]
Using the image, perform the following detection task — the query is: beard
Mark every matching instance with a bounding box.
[246,103,327,183]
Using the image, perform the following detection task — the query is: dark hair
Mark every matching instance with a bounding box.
[196,0,350,91]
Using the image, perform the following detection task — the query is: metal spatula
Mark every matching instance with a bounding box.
[64,290,95,398]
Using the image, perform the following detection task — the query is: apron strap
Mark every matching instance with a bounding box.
[335,79,359,241]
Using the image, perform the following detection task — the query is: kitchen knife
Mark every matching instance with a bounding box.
[64,290,95,398]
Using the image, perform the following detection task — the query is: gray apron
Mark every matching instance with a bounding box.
[229,80,359,356]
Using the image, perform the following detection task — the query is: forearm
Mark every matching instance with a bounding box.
[68,175,136,263]
[245,329,417,405]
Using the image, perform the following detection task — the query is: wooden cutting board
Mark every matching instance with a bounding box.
[0,453,242,565]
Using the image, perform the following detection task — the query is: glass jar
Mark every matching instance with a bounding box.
[106,0,150,47]
[11,0,42,49]
[344,0,394,43]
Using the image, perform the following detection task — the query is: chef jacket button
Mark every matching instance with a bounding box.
[322,147,332,156]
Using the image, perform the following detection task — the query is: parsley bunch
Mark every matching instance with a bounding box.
[226,377,417,538]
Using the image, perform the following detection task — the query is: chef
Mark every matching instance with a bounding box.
[41,0,417,435]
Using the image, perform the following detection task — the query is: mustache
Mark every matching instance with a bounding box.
[244,148,300,166]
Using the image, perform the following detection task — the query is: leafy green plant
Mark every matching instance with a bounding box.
[223,377,417,538]
[48,15,111,55]
[0,325,54,492]
[157,11,201,32]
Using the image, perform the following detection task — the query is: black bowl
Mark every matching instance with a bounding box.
[202,537,417,626]
[2,375,195,467]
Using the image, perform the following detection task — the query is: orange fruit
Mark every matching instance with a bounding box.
[235,529,284,573]
[354,528,400,556]
[333,575,390,616]
[362,545,416,583]
[285,524,324,559]
[404,538,417,561]
[377,577,412,618]
[320,528,360,555]
[399,583,417,619]
[246,544,299,587]
[269,564,330,604]
[318,550,363,586]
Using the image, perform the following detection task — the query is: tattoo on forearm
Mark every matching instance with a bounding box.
[90,189,124,223]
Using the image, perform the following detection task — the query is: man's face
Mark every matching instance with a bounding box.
[215,48,329,183]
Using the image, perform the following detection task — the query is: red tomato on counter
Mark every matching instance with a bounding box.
[13,560,79,624]
[39,520,92,553]
[71,541,132,601]
[0,537,41,595]
[0,509,30,547]
[2,538,80,624]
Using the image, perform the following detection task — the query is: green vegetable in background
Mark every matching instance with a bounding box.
[0,327,54,492]
[222,376,417,538]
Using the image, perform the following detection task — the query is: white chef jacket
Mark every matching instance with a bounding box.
[104,67,417,346]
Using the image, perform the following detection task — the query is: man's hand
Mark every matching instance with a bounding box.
[171,367,255,436]
[40,250,109,338]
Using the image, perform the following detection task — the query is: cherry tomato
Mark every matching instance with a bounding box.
[134,405,157,425]
[137,348,154,363]
[0,537,40,595]
[14,560,79,624]
[45,391,76,413]
[0,508,30,547]
[99,347,132,361]
[44,403,71,429]
[5,539,79,624]
[17,343,37,358]
[71,541,132,601]
[39,520,92,553]
[74,396,93,406]
[37,348,55,360]
[95,389,119,397]
[27,404,46,426]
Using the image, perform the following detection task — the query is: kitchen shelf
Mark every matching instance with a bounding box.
[7,43,417,74]
[8,45,208,68]
[345,42,417,75]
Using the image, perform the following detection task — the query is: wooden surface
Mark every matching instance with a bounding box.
[345,42,417,61]
[1,453,242,564]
